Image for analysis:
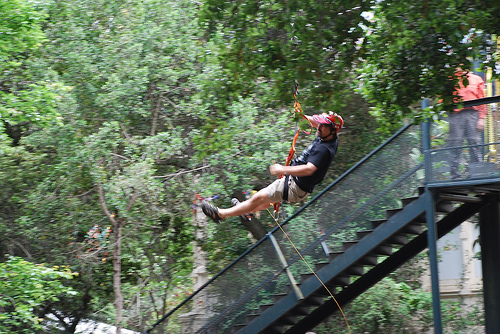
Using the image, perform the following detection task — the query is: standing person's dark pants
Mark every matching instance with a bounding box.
[448,108,482,179]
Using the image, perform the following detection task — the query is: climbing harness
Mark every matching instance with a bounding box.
[273,81,313,219]
[266,207,352,334]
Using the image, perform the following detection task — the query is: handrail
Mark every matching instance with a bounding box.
[461,94,500,108]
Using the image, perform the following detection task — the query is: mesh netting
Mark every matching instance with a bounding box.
[427,100,500,182]
[149,124,423,334]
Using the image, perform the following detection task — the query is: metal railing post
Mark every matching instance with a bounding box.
[268,232,304,301]
[422,98,443,334]
[422,99,433,183]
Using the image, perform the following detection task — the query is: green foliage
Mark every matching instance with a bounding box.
[316,277,432,333]
[200,0,500,134]
[0,0,67,136]
[0,256,77,333]
[0,0,47,61]
[0,81,66,128]
[199,0,372,112]
[1,0,203,330]
[441,299,484,333]
[357,1,500,131]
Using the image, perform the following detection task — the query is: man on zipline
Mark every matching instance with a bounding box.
[202,111,343,223]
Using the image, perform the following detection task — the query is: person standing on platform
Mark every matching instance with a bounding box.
[448,67,487,179]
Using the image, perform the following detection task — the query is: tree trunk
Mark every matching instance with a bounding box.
[113,218,124,334]
[98,183,124,334]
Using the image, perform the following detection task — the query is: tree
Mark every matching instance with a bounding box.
[0,0,65,140]
[199,0,372,113]
[0,256,77,333]
[0,0,46,59]
[2,0,204,331]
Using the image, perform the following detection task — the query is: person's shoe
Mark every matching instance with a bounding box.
[231,198,253,221]
[202,200,222,223]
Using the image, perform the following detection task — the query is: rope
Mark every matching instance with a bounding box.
[273,82,313,217]
[266,207,352,334]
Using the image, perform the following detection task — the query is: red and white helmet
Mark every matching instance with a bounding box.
[312,111,344,132]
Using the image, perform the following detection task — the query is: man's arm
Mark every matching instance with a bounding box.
[269,163,317,177]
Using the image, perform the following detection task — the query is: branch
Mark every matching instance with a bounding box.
[151,92,164,136]
[126,188,139,212]
[8,240,32,259]
[153,165,210,179]
[71,188,95,198]
[110,152,131,161]
[97,183,118,227]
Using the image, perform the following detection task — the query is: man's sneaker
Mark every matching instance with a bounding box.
[202,200,222,223]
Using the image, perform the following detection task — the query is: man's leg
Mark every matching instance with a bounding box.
[464,109,482,163]
[231,198,254,221]
[202,178,284,223]
[218,188,272,219]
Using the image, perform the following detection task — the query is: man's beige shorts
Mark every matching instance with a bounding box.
[266,176,310,203]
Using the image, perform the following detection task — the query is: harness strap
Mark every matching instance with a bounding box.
[282,174,290,202]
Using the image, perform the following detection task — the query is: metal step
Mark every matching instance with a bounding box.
[314,262,329,271]
[328,251,344,261]
[402,196,419,206]
[357,230,373,240]
[260,304,273,313]
[387,234,408,245]
[246,313,260,323]
[371,219,387,229]
[342,241,358,251]
[285,304,311,316]
[357,255,379,266]
[331,275,350,286]
[402,223,424,235]
[300,273,315,282]
[371,245,393,256]
[232,324,246,333]
[341,265,365,276]
[436,200,454,213]
[277,315,298,325]
[439,193,482,203]
[386,208,402,218]
[272,293,288,303]
[302,295,325,306]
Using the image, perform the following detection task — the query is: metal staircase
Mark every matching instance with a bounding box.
[233,187,492,334]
